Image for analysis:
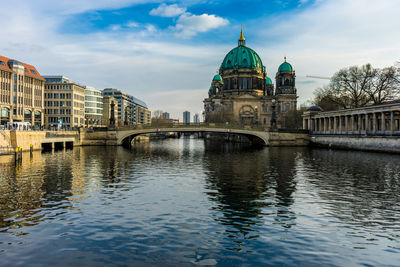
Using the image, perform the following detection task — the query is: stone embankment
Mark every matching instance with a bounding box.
[311,135,400,153]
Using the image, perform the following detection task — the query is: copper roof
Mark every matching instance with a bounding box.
[0,55,45,81]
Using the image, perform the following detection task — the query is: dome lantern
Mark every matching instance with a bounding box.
[238,25,245,47]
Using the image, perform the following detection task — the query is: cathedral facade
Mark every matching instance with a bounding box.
[204,29,297,128]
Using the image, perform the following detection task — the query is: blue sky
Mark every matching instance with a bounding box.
[1,0,399,120]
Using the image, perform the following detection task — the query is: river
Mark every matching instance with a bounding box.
[0,138,399,266]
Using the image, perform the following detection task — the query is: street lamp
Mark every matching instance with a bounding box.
[271,99,277,131]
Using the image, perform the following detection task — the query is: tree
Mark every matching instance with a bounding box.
[312,63,400,110]
[282,107,307,129]
[152,110,163,118]
[368,66,400,104]
[313,86,342,111]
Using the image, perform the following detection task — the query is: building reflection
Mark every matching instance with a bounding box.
[202,143,302,252]
[302,149,400,234]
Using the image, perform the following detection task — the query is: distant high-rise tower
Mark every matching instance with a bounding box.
[183,111,190,124]
[162,112,170,119]
[193,113,200,123]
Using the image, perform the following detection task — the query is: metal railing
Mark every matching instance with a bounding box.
[115,122,269,132]
[0,146,14,155]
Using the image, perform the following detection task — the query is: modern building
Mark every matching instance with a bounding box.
[85,86,103,127]
[183,111,190,124]
[102,88,134,125]
[0,55,45,127]
[132,96,151,125]
[43,75,85,128]
[102,88,151,125]
[204,28,297,128]
[193,113,200,123]
[162,112,170,119]
[102,96,118,127]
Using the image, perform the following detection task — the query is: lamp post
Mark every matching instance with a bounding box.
[271,99,277,131]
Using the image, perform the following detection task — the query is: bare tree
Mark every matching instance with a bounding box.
[152,110,163,118]
[312,63,400,110]
[367,66,400,104]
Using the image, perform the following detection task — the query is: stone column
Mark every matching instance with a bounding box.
[303,118,307,130]
[308,117,312,131]
[373,113,376,134]
[345,115,348,133]
[338,116,342,134]
[31,109,35,126]
[390,111,394,135]
[365,113,368,133]
[351,115,354,133]
[381,112,385,133]
[333,116,337,134]
[358,114,362,134]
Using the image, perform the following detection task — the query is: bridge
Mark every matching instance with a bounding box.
[117,125,269,147]
[0,124,310,153]
[83,123,310,147]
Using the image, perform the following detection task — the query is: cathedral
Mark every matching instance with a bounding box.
[204,28,297,128]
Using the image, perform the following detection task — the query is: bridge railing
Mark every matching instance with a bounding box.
[115,123,269,132]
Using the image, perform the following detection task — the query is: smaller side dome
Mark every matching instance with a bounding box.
[213,74,222,81]
[307,105,323,112]
[209,86,213,91]
[266,77,273,85]
[278,57,293,72]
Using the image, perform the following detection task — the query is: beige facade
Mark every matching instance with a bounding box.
[102,96,119,127]
[303,102,400,135]
[0,55,45,127]
[43,76,85,128]
[135,105,151,125]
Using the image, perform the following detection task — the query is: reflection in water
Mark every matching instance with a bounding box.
[0,140,399,266]
[202,143,300,253]
[303,149,400,244]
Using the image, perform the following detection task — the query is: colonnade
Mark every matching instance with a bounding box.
[303,104,400,136]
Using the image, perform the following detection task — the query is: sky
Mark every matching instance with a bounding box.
[1,0,399,121]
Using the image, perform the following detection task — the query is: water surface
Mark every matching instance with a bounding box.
[0,138,399,266]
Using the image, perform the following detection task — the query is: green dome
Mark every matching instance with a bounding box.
[278,61,293,72]
[266,77,273,85]
[213,74,222,81]
[220,45,264,72]
[209,86,212,91]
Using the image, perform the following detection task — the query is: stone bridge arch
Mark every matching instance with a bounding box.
[116,127,269,147]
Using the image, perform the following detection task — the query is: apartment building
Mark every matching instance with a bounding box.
[132,96,151,125]
[0,55,45,127]
[43,76,85,128]
[85,86,103,126]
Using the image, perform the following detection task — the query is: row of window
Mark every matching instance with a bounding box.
[0,94,10,103]
[45,85,72,90]
[45,109,72,115]
[45,93,72,99]
[45,101,72,107]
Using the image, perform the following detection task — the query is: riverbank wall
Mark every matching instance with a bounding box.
[0,130,80,151]
[311,135,400,153]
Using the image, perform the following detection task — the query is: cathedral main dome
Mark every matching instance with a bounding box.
[219,29,264,72]
[219,46,264,72]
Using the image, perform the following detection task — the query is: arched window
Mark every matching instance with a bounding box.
[285,79,290,85]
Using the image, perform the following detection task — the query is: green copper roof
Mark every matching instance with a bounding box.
[266,77,273,85]
[278,61,293,72]
[213,74,222,81]
[220,45,264,72]
[209,86,212,91]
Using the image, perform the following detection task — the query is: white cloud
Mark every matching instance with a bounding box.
[1,0,399,117]
[172,13,229,38]
[255,0,400,104]
[150,3,186,17]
